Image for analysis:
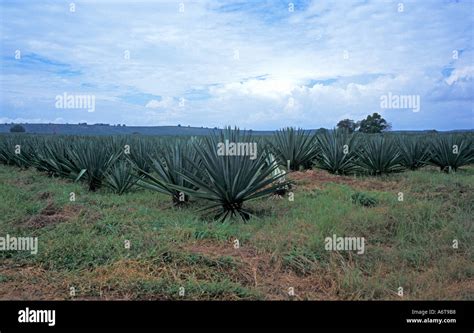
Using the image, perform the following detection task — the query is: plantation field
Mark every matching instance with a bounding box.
[0,163,472,300]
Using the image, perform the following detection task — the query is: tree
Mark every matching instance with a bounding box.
[336,119,358,133]
[358,113,391,133]
[10,124,26,133]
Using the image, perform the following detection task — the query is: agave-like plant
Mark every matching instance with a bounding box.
[429,134,474,172]
[104,160,137,195]
[136,139,201,205]
[265,152,290,196]
[124,136,160,174]
[66,140,120,191]
[314,129,360,175]
[356,135,404,175]
[266,127,318,171]
[175,127,290,221]
[0,135,36,168]
[397,135,430,170]
[33,138,77,178]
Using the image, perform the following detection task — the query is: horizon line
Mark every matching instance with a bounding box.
[1,123,473,132]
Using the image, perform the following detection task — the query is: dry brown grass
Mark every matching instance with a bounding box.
[289,169,401,192]
[0,262,70,300]
[182,240,337,300]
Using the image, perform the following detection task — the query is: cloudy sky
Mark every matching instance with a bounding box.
[0,0,473,130]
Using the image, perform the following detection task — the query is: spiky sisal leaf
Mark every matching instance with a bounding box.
[136,138,201,204]
[314,128,360,175]
[125,136,162,174]
[356,135,404,175]
[105,160,137,195]
[428,134,474,172]
[397,135,430,170]
[0,135,36,168]
[265,152,290,195]
[65,139,120,191]
[33,138,77,178]
[174,127,290,221]
[266,127,318,171]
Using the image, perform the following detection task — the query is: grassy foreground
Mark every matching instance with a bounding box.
[0,164,472,300]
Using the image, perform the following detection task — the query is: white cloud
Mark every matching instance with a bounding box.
[145,97,175,109]
[1,0,473,130]
[445,66,474,85]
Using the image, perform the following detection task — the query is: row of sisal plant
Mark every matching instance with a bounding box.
[0,130,288,221]
[0,128,472,221]
[269,128,474,175]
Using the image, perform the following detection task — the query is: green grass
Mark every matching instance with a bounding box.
[0,164,472,300]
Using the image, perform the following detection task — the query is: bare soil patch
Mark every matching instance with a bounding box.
[22,202,85,228]
[289,169,400,192]
[38,191,53,200]
[0,263,69,300]
[182,240,336,300]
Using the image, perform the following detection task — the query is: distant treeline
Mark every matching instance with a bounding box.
[1,123,472,136]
